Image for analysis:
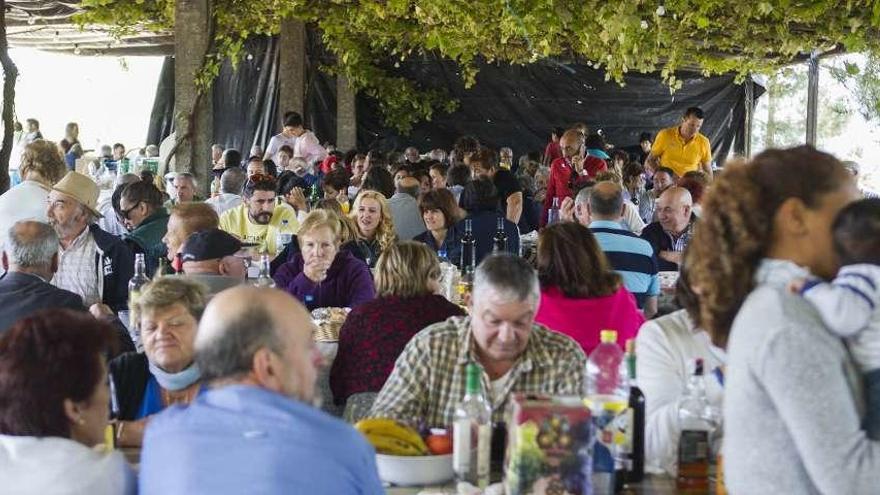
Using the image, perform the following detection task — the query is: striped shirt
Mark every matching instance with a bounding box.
[370,316,587,427]
[590,220,660,308]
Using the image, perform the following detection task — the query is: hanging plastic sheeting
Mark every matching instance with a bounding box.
[147,35,763,164]
[146,36,282,157]
[334,55,764,163]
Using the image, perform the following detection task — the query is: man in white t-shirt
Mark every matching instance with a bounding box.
[263,112,327,167]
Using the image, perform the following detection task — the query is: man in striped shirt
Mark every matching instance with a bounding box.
[588,181,660,318]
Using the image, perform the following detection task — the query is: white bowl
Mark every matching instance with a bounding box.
[375,453,454,486]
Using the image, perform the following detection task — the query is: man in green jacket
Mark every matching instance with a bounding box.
[119,180,169,276]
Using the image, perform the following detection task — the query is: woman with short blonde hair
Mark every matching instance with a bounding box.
[374,241,443,298]
[0,141,68,247]
[274,209,376,310]
[19,140,67,185]
[350,190,396,267]
[331,241,464,405]
[109,277,208,447]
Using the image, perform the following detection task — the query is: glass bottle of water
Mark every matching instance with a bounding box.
[547,197,561,225]
[453,362,492,489]
[253,254,276,288]
[126,253,150,351]
[276,219,294,254]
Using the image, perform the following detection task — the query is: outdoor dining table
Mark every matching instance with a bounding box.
[384,475,677,494]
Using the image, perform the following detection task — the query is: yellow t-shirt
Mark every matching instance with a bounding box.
[651,126,712,177]
[219,203,299,256]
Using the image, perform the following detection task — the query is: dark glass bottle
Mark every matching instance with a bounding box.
[492,216,508,253]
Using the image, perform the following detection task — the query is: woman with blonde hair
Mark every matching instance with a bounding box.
[274,209,375,310]
[0,140,67,247]
[330,241,464,405]
[108,276,208,447]
[350,189,396,267]
[688,146,880,493]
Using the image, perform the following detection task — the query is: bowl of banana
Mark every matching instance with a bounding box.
[354,417,454,486]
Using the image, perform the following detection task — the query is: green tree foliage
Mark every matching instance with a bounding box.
[827,53,880,123]
[76,0,880,133]
[751,64,849,152]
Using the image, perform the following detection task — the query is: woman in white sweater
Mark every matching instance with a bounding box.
[690,146,880,494]
[636,259,725,475]
[0,310,135,495]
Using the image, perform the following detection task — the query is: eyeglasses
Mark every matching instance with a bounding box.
[118,201,142,221]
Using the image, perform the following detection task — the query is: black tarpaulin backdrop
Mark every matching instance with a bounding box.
[147,35,763,162]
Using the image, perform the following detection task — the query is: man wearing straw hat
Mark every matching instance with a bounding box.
[47,171,134,313]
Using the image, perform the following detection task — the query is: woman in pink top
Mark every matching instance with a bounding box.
[535,222,645,354]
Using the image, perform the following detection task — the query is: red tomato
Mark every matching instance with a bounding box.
[426,434,453,455]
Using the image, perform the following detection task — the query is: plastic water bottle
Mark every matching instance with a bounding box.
[276,219,294,254]
[586,330,625,397]
[587,330,627,495]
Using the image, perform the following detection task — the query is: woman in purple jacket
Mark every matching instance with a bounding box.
[273,209,376,310]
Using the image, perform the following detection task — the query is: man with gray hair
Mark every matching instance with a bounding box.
[372,254,586,426]
[562,183,645,233]
[641,186,695,270]
[47,171,134,312]
[0,221,83,332]
[167,172,198,206]
[205,167,246,215]
[388,176,426,241]
[588,181,660,318]
[139,286,383,493]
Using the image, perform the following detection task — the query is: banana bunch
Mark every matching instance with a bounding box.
[354,417,429,456]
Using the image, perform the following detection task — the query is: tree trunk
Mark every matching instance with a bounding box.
[0,0,18,194]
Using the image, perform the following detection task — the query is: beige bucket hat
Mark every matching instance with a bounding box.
[52,171,103,218]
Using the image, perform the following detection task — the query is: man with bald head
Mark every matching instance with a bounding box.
[640,186,695,270]
[388,175,427,240]
[139,286,384,494]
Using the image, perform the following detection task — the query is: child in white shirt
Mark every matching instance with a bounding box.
[800,198,880,439]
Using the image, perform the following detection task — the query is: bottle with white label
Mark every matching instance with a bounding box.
[276,219,294,254]
[453,362,492,489]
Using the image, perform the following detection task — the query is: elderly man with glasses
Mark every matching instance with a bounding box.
[218,174,299,258]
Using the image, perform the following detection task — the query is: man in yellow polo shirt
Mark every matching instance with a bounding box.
[219,173,298,257]
[647,107,713,180]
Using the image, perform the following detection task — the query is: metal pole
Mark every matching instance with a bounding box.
[743,76,754,158]
[805,51,819,146]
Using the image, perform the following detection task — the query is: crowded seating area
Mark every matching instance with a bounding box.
[2,105,880,495]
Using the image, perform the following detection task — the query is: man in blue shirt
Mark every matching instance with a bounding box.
[139,286,384,494]
[587,181,660,318]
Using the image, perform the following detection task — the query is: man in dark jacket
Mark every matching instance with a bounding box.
[48,171,134,313]
[0,221,134,354]
[0,221,83,332]
[640,186,695,271]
